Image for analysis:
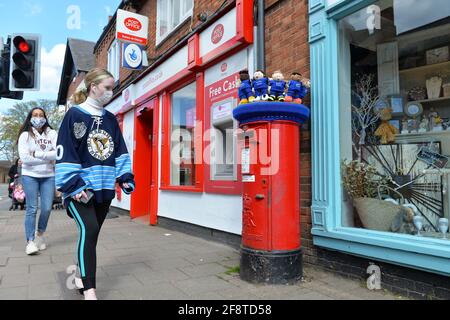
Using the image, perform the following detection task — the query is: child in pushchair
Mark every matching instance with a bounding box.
[9,177,26,211]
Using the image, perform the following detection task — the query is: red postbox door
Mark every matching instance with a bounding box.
[241,124,270,250]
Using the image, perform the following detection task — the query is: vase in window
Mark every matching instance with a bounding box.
[443,83,450,98]
[426,76,442,100]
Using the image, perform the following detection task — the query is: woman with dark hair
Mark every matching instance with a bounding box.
[17,107,57,255]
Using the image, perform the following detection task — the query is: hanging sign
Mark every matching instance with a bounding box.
[122,43,143,70]
[116,9,148,45]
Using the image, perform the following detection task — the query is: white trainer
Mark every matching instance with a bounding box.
[74,276,84,289]
[34,232,46,250]
[84,288,98,300]
[26,241,39,255]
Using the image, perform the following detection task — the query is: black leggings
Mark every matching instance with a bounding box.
[66,199,111,291]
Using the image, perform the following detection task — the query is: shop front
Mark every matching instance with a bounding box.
[106,0,254,234]
[309,0,450,276]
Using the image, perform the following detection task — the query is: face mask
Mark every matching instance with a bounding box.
[95,89,113,106]
[30,117,46,129]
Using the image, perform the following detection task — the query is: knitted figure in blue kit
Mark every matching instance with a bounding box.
[269,70,287,102]
[285,72,309,104]
[238,69,255,104]
[252,70,269,101]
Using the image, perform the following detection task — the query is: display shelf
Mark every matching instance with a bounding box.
[396,130,450,138]
[399,60,450,76]
[414,96,450,104]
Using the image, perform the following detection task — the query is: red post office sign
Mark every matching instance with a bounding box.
[116,9,149,45]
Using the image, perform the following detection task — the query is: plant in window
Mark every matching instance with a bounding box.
[341,160,417,233]
[341,160,389,199]
[351,74,381,159]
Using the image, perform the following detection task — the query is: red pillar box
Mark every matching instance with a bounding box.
[232,102,310,284]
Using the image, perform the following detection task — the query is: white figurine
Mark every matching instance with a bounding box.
[401,119,409,134]
[418,117,428,133]
[428,109,438,131]
[409,118,418,133]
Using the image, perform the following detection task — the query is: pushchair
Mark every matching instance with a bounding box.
[9,176,26,211]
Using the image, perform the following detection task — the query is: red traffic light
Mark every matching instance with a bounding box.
[18,41,30,53]
[13,36,31,53]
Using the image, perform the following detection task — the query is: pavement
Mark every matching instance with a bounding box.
[0,184,406,300]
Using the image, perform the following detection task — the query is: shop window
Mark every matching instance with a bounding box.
[210,98,238,181]
[338,1,450,240]
[169,82,197,186]
[156,0,194,44]
[107,40,120,81]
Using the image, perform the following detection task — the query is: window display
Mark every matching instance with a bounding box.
[339,0,450,240]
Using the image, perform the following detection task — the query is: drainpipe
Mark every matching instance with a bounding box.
[256,0,265,71]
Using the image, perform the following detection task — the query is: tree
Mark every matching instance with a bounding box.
[351,74,381,160]
[0,99,64,162]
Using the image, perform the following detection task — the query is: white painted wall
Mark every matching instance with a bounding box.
[111,109,135,210]
[200,8,237,57]
[158,192,242,234]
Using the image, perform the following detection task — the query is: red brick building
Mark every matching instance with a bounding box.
[92,0,314,258]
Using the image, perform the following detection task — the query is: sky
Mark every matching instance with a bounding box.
[0,0,122,114]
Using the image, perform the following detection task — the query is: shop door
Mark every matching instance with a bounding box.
[131,104,154,221]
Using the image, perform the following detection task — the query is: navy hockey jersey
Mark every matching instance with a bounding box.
[55,106,135,210]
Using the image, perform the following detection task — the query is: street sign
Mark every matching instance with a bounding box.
[122,43,143,70]
[116,9,148,45]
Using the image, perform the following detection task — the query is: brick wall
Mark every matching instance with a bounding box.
[94,0,229,92]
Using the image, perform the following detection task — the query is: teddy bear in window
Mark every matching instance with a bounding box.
[374,108,398,144]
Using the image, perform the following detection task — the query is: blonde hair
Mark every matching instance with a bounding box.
[71,68,114,105]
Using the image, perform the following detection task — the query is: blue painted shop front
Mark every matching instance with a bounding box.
[309,0,450,276]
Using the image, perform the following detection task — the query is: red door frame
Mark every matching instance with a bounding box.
[131,96,160,225]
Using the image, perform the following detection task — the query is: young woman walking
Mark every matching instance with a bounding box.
[17,108,57,255]
[55,68,134,300]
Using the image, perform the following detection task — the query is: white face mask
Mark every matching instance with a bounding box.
[92,84,113,106]
[30,117,46,129]
[96,90,113,105]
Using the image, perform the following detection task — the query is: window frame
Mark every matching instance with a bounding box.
[204,95,243,195]
[107,40,120,81]
[156,0,194,45]
[309,0,450,276]
[160,74,204,192]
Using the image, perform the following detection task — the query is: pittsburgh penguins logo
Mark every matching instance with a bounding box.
[87,129,114,161]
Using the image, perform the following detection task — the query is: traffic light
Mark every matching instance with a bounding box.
[0,40,23,100]
[9,33,40,91]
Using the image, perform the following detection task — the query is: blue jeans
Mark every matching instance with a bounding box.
[22,175,55,242]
